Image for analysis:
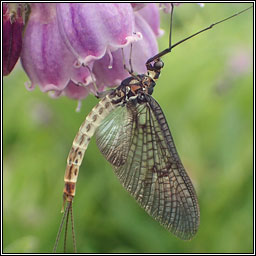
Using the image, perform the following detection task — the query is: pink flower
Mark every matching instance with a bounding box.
[5,3,189,101]
[18,3,163,100]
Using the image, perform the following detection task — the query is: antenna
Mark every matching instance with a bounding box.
[146,5,253,64]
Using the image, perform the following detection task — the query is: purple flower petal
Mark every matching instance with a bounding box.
[93,12,158,91]
[137,3,163,37]
[56,3,137,66]
[131,3,147,11]
[70,62,94,87]
[21,3,84,92]
[18,3,162,102]
[64,80,93,100]
[92,49,129,92]
[129,13,159,73]
[3,3,24,76]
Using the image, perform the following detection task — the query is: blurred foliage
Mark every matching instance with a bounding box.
[3,3,253,253]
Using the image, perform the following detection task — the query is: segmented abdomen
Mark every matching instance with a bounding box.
[63,94,118,201]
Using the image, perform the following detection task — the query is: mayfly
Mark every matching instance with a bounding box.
[53,4,252,253]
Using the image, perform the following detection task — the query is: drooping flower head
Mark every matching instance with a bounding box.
[3,3,203,102]
[19,3,161,101]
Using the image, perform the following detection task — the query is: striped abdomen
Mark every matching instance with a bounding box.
[63,93,119,206]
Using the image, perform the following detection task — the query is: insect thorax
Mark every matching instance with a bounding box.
[110,58,165,105]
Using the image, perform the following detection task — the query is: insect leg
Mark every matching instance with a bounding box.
[121,47,138,79]
[128,43,134,74]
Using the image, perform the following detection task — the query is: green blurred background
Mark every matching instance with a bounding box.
[3,3,253,253]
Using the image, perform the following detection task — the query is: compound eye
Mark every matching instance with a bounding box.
[154,60,164,70]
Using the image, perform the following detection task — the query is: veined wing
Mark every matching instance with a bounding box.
[95,95,200,240]
[96,105,133,167]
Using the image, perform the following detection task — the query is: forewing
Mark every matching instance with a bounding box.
[95,105,133,167]
[96,95,199,240]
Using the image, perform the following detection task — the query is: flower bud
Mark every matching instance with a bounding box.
[3,3,28,76]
